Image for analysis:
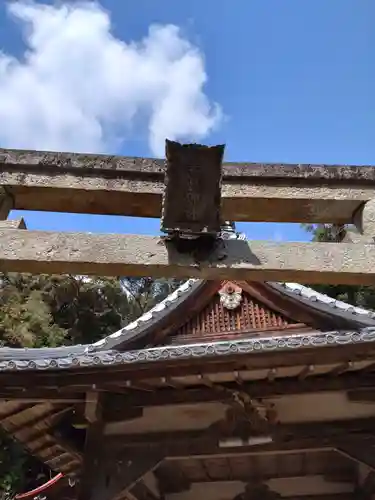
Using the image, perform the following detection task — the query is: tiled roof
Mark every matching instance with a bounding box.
[1,277,375,371]
[1,227,375,368]
[90,278,375,352]
[92,279,203,350]
[89,228,374,351]
[271,282,375,325]
[1,327,375,372]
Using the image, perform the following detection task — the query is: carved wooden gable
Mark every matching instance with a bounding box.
[167,281,306,345]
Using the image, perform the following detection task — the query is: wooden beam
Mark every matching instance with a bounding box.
[78,391,163,500]
[84,391,101,424]
[4,364,375,394]
[356,471,375,500]
[118,373,375,406]
[87,451,164,500]
[245,496,353,500]
[3,229,375,284]
[71,397,144,427]
[168,441,333,460]
[106,417,375,450]
[78,392,104,500]
[233,492,355,500]
[156,468,354,487]
[131,481,160,500]
[240,483,281,500]
[204,380,270,434]
[298,365,315,380]
[336,443,375,472]
[58,434,334,461]
[3,148,375,224]
[111,453,164,497]
[329,362,353,376]
[2,405,71,433]
[0,390,85,403]
[347,388,375,403]
[50,429,83,464]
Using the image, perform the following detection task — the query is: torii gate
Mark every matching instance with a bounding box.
[1,139,375,284]
[3,140,375,500]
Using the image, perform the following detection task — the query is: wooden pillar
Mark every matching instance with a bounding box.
[78,391,164,500]
[78,391,104,500]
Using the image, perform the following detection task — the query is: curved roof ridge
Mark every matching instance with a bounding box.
[91,278,375,351]
[2,327,375,371]
[275,282,375,320]
[90,278,202,350]
[1,278,375,361]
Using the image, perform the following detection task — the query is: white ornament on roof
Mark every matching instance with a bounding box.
[219,282,243,310]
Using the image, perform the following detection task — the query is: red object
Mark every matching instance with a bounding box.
[15,473,63,499]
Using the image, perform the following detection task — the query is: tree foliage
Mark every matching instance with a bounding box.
[302,224,375,309]
[0,273,182,498]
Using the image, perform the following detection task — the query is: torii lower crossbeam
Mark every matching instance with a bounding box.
[0,229,375,285]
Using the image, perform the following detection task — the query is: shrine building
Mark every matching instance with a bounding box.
[1,225,375,500]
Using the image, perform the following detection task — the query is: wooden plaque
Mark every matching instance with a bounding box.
[161,140,224,236]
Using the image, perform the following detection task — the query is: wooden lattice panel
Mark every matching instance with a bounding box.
[169,286,297,344]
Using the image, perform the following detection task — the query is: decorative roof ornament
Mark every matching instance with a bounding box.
[218,225,245,310]
[219,282,243,310]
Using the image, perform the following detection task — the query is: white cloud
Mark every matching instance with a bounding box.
[0,1,222,155]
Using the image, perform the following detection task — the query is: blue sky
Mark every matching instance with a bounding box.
[1,0,374,242]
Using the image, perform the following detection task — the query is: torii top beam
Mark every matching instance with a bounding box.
[2,146,375,224]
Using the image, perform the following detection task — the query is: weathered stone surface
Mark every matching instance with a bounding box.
[2,147,375,181]
[2,147,375,223]
[0,186,13,220]
[0,218,26,229]
[1,169,373,224]
[1,229,375,285]
[354,199,375,243]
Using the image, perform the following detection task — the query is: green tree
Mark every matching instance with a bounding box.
[0,273,182,498]
[121,277,184,315]
[302,224,375,309]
